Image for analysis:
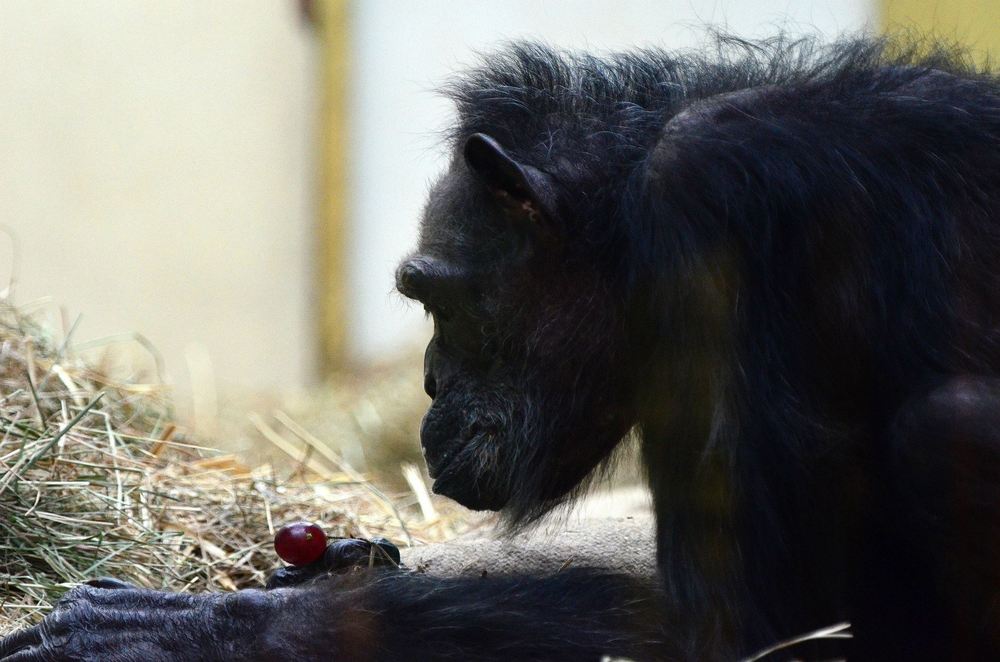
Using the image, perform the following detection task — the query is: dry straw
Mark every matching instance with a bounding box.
[0,299,465,634]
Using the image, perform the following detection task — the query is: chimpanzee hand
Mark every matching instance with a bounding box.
[0,578,283,661]
[266,536,401,589]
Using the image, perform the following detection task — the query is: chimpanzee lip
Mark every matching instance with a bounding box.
[426,445,467,494]
[422,428,479,481]
[421,417,485,480]
[424,433,510,511]
[424,443,462,480]
[431,453,509,512]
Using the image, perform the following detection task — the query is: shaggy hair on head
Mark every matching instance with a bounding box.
[442,34,985,181]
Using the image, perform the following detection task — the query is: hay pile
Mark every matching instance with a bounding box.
[0,300,468,634]
[216,359,431,491]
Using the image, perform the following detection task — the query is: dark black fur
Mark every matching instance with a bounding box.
[3,34,1000,661]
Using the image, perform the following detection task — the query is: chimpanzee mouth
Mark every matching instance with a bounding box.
[419,422,508,510]
[430,443,509,511]
[423,444,461,480]
[423,430,483,480]
[419,419,468,480]
[421,418,498,480]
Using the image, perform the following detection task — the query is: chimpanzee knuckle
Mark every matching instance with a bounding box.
[2,622,49,656]
[32,621,71,662]
[136,589,193,610]
[48,601,99,635]
[90,587,187,612]
[0,651,43,662]
[54,585,124,613]
[45,630,127,662]
[53,632,89,662]
[208,589,278,636]
[64,584,126,610]
[53,586,88,609]
[0,649,46,662]
[222,588,275,614]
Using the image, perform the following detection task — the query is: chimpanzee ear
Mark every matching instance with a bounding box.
[463,133,560,234]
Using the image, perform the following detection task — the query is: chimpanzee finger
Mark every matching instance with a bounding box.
[0,625,42,658]
[265,556,328,589]
[1,649,45,662]
[323,537,402,570]
[84,577,136,590]
[323,538,372,570]
[370,537,402,567]
[266,537,403,587]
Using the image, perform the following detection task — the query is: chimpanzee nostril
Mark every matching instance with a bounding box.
[424,373,437,399]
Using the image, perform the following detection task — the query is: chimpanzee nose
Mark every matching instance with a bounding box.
[424,372,438,399]
[396,262,421,297]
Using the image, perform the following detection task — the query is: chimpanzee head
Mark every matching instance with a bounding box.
[396,133,637,522]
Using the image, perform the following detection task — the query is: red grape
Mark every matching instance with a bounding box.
[274,521,327,566]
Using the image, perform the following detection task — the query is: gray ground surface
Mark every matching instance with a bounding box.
[402,487,656,577]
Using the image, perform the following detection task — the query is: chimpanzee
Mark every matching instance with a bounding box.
[3,34,1000,661]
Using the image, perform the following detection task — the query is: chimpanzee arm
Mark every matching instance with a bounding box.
[279,569,671,660]
[0,568,672,662]
[869,376,1000,659]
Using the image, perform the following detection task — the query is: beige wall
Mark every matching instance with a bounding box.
[0,1,319,415]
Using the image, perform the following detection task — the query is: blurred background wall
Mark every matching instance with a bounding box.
[0,1,318,416]
[1,0,996,422]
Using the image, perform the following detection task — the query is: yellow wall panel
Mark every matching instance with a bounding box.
[317,0,351,370]
[882,0,1000,64]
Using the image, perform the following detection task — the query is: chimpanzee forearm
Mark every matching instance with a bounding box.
[263,568,672,661]
[0,569,672,661]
